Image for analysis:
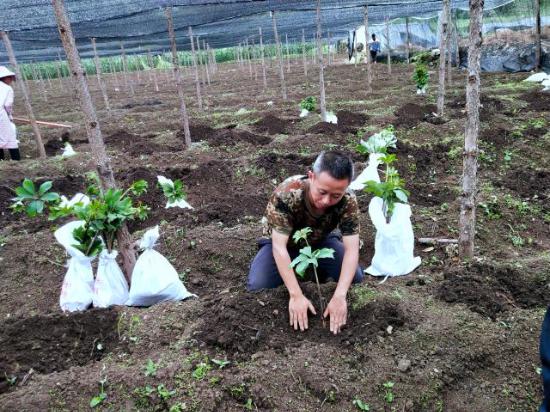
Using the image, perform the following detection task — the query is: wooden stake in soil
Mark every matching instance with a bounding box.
[196,36,206,86]
[147,48,159,92]
[51,0,137,278]
[165,7,191,148]
[327,30,332,66]
[385,16,392,75]
[203,39,211,86]
[302,28,308,78]
[188,27,203,109]
[459,0,484,259]
[405,17,411,64]
[535,0,541,69]
[285,33,291,73]
[251,38,258,81]
[1,32,47,158]
[437,0,449,116]
[316,0,327,121]
[245,38,253,79]
[91,38,111,112]
[120,42,135,98]
[271,10,287,100]
[259,27,268,89]
[364,6,372,92]
[447,7,454,85]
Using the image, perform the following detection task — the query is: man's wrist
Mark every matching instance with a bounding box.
[288,288,303,299]
[333,289,348,299]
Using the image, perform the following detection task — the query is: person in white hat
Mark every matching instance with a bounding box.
[0,66,20,161]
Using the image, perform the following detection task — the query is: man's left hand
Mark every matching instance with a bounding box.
[323,295,347,335]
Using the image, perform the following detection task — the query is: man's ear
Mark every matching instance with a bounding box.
[307,170,314,180]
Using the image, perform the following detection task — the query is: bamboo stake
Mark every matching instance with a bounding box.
[271,10,287,100]
[405,17,411,64]
[302,29,308,78]
[147,49,159,92]
[251,38,258,81]
[1,32,46,159]
[327,30,332,66]
[165,7,191,148]
[535,0,541,69]
[285,33,291,73]
[188,27,203,109]
[259,27,268,90]
[120,43,135,97]
[316,0,327,121]
[364,6,372,92]
[246,38,253,79]
[385,17,391,75]
[203,39,211,85]
[437,0,449,116]
[196,36,206,86]
[91,38,111,112]
[447,7,453,85]
[459,0,484,259]
[13,117,72,128]
[51,0,136,278]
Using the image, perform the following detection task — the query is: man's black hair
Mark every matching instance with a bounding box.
[312,151,354,182]
[372,33,376,40]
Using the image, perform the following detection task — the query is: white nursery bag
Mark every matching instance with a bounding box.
[366,197,421,279]
[349,153,383,191]
[93,249,129,308]
[55,220,95,312]
[126,226,196,306]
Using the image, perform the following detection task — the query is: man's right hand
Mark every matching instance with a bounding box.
[289,294,317,331]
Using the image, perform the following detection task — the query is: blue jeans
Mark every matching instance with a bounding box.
[541,306,550,412]
[247,233,364,291]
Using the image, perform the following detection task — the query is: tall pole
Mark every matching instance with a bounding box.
[385,17,392,75]
[51,0,136,278]
[364,6,372,92]
[285,33,291,73]
[1,31,46,158]
[251,38,258,81]
[91,38,111,112]
[188,27,203,109]
[302,28,308,78]
[165,7,191,147]
[246,38,253,78]
[259,27,268,90]
[327,30,332,66]
[147,48,159,92]
[447,7,454,84]
[203,39,211,85]
[535,0,541,69]
[459,0,484,259]
[437,0,449,116]
[316,0,327,121]
[405,17,411,64]
[120,43,135,98]
[271,11,287,100]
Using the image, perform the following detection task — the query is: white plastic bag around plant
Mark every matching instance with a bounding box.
[126,226,196,307]
[349,153,383,191]
[325,111,338,124]
[416,86,427,95]
[93,249,129,308]
[59,193,90,208]
[542,78,550,91]
[157,175,193,209]
[62,142,76,157]
[299,108,309,118]
[366,197,421,279]
[55,220,95,312]
[524,72,550,83]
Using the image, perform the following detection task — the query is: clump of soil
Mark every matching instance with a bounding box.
[391,141,451,180]
[407,182,455,206]
[394,103,437,128]
[44,139,65,156]
[0,309,120,394]
[254,114,292,135]
[481,126,513,146]
[500,167,550,199]
[448,95,505,120]
[180,125,271,146]
[256,152,316,178]
[104,130,173,155]
[521,91,550,112]
[188,124,216,141]
[122,99,163,109]
[197,283,410,359]
[436,262,549,319]
[335,110,368,132]
[307,122,340,134]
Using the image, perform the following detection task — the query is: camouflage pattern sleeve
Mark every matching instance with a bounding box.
[265,192,294,235]
[338,192,360,236]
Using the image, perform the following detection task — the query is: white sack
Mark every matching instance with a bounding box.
[349,153,383,191]
[157,175,193,209]
[299,108,309,118]
[542,78,550,91]
[325,111,338,125]
[93,249,129,308]
[524,72,550,83]
[55,220,95,312]
[126,226,196,306]
[366,197,421,278]
[62,142,76,157]
[59,193,90,208]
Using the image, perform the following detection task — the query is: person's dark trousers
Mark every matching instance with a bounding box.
[247,233,364,291]
[540,306,550,412]
[0,148,21,161]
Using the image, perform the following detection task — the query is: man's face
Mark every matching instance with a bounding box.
[307,170,349,212]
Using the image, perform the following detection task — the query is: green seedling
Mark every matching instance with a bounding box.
[352,398,370,411]
[363,154,409,221]
[412,64,429,91]
[300,96,316,111]
[11,179,60,216]
[90,378,108,408]
[4,373,16,386]
[244,398,255,410]
[212,359,231,369]
[156,384,176,401]
[290,227,335,326]
[192,362,211,380]
[158,178,188,204]
[383,381,395,404]
[144,359,158,377]
[356,126,396,155]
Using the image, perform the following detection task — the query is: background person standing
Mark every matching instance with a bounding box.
[0,66,20,161]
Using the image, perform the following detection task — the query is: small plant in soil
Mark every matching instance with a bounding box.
[382,381,395,404]
[300,96,317,112]
[10,179,60,217]
[144,359,158,377]
[356,125,397,155]
[212,358,231,369]
[90,377,108,408]
[363,154,409,221]
[290,227,335,326]
[412,64,429,94]
[192,362,211,380]
[157,177,188,204]
[352,397,370,411]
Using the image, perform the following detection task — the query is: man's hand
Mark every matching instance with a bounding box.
[289,294,317,331]
[323,294,347,335]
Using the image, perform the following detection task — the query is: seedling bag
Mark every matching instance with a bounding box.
[366,197,421,278]
[349,153,383,191]
[157,175,193,209]
[93,250,129,308]
[126,226,196,306]
[55,220,95,312]
[62,143,76,157]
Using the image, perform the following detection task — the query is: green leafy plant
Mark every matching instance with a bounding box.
[11,179,60,217]
[412,64,429,90]
[290,227,335,326]
[192,362,211,380]
[158,177,188,204]
[363,154,409,221]
[144,359,158,377]
[352,398,370,411]
[300,96,316,111]
[382,381,395,404]
[356,126,397,155]
[212,359,231,369]
[90,378,108,408]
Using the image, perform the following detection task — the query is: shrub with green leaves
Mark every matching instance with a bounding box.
[157,177,187,204]
[412,64,429,90]
[11,179,60,217]
[363,154,409,220]
[356,126,397,155]
[300,96,317,112]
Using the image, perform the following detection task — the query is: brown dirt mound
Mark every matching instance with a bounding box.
[436,262,549,320]
[335,110,368,132]
[121,99,163,109]
[394,103,437,128]
[188,124,216,141]
[521,91,550,111]
[391,141,451,181]
[307,121,340,134]
[500,167,550,199]
[448,96,505,121]
[180,125,271,147]
[481,126,513,146]
[253,114,292,135]
[44,139,65,156]
[255,152,316,178]
[407,182,455,206]
[0,309,120,394]
[197,283,411,359]
[105,130,175,156]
